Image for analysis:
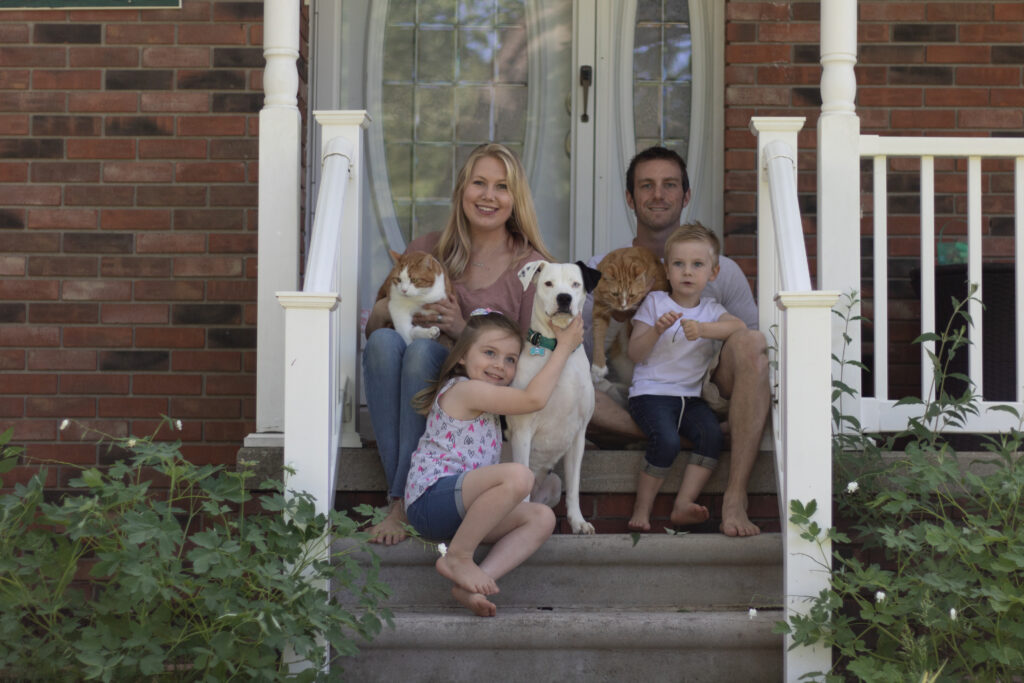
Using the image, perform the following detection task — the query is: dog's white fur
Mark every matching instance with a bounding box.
[507,260,596,534]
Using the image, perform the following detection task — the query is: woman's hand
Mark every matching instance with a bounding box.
[553,314,584,352]
[419,295,465,339]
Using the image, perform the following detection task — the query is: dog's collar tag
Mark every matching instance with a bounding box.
[526,328,558,352]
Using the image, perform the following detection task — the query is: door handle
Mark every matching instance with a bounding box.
[579,65,592,123]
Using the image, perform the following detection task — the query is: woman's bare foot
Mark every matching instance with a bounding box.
[670,501,710,527]
[368,499,409,545]
[720,491,761,537]
[452,585,497,617]
[436,553,499,596]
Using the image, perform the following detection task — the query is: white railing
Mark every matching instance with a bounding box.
[858,135,1024,433]
[278,111,369,515]
[751,117,838,681]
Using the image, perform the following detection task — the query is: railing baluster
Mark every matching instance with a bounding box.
[967,156,984,397]
[873,155,889,401]
[920,156,936,401]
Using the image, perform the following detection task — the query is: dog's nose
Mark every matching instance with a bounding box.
[556,293,572,310]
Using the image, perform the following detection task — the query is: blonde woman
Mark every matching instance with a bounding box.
[363,143,553,544]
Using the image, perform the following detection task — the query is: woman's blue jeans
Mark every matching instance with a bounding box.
[362,328,448,499]
[628,394,722,477]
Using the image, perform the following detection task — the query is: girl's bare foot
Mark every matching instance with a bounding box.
[531,471,562,508]
[368,499,409,545]
[436,553,499,596]
[670,501,710,527]
[452,585,497,617]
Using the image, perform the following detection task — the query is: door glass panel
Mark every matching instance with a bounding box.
[633,0,692,161]
[381,0,529,243]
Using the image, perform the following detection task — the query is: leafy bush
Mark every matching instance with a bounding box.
[777,290,1024,681]
[0,420,391,682]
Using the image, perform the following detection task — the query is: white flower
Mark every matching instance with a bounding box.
[59,419,70,431]
[846,481,859,494]
[437,543,447,557]
[875,591,886,603]
[175,419,183,431]
[748,608,757,619]
[950,607,957,621]
[126,438,136,448]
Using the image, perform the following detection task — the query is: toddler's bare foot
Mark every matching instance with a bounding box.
[627,511,651,531]
[670,501,710,527]
[452,585,497,617]
[436,554,498,596]
[368,500,409,545]
[720,491,761,537]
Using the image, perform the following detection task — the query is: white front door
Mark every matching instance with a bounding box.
[310,0,722,310]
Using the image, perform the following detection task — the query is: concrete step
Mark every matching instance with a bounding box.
[334,533,782,610]
[343,607,784,682]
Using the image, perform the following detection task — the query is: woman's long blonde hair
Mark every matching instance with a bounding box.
[434,143,553,279]
[411,311,523,415]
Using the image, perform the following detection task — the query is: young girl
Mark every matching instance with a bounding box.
[404,309,583,617]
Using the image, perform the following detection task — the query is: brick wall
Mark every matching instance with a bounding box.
[0,1,272,481]
[724,1,1024,400]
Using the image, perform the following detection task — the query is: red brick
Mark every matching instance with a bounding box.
[106,23,175,44]
[29,303,98,324]
[0,374,58,395]
[0,23,30,41]
[891,109,955,129]
[173,208,244,231]
[859,2,926,21]
[0,185,61,206]
[995,3,1024,20]
[68,92,138,113]
[179,25,247,45]
[23,443,97,465]
[206,374,255,395]
[0,280,59,301]
[180,443,244,466]
[174,162,246,183]
[956,67,1021,86]
[99,256,171,278]
[135,327,205,348]
[858,24,888,42]
[202,420,250,442]
[0,70,30,89]
[134,281,205,301]
[0,47,65,68]
[1,464,58,487]
[209,233,256,253]
[0,326,60,347]
[63,327,133,347]
[726,3,790,21]
[927,3,992,21]
[32,70,102,90]
[27,209,98,230]
[27,397,97,418]
[959,109,1024,129]
[100,304,167,325]
[31,162,102,184]
[139,139,207,159]
[132,374,202,395]
[27,349,95,371]
[926,45,990,64]
[177,115,246,136]
[60,418,129,441]
[991,90,1024,107]
[755,65,819,86]
[137,185,207,206]
[100,209,172,232]
[141,92,210,113]
[0,92,65,113]
[0,396,24,417]
[65,185,135,207]
[102,162,174,183]
[68,47,139,68]
[170,397,241,419]
[60,374,131,395]
[0,115,29,135]
[142,46,211,68]
[171,350,241,372]
[0,165,28,185]
[205,281,255,301]
[924,88,989,107]
[66,139,137,160]
[136,233,207,254]
[725,44,790,64]
[173,256,243,278]
[859,87,923,107]
[0,256,26,278]
[0,419,58,441]
[757,23,819,43]
[959,24,1024,43]
[62,280,133,301]
[143,0,211,22]
[98,397,168,418]
[0,350,26,371]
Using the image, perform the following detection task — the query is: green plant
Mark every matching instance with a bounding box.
[776,290,1024,681]
[0,419,392,682]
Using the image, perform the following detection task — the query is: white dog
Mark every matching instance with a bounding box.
[507,260,602,535]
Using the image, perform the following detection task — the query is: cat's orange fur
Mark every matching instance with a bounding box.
[591,246,667,377]
[376,250,456,344]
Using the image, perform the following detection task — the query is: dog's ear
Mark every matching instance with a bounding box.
[516,260,547,291]
[575,261,602,293]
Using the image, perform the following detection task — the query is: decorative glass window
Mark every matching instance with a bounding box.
[633,0,692,161]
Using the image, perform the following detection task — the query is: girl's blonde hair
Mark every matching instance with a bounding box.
[663,221,721,267]
[411,311,523,415]
[434,143,553,279]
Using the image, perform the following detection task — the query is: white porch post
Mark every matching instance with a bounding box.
[817,0,861,396]
[777,290,839,683]
[252,0,302,441]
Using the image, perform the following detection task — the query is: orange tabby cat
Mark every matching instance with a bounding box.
[376,250,456,344]
[591,246,668,383]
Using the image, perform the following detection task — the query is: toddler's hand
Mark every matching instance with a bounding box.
[654,311,683,335]
[555,314,584,350]
[681,319,701,340]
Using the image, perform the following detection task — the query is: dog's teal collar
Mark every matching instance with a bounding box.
[526,328,557,354]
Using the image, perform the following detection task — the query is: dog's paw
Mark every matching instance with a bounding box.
[590,364,608,383]
[570,518,596,535]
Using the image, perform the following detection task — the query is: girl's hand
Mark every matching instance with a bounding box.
[554,314,584,351]
[681,319,701,340]
[654,311,682,335]
[419,295,465,338]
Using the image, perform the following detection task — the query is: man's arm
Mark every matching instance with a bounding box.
[707,255,758,330]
